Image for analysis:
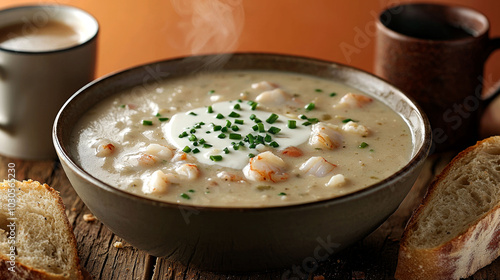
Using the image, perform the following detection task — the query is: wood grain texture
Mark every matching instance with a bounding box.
[1,153,500,280]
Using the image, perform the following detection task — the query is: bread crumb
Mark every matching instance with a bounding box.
[352,271,366,279]
[83,213,96,222]
[71,207,77,211]
[113,241,124,248]
[313,276,325,280]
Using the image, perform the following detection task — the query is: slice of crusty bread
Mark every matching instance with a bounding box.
[395,136,500,280]
[0,180,83,280]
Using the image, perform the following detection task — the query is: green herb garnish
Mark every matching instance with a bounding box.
[268,126,281,134]
[266,113,279,124]
[305,103,315,111]
[228,111,240,118]
[210,155,223,161]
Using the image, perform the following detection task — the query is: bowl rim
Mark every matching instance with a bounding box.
[53,52,432,212]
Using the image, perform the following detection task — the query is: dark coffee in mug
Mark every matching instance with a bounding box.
[375,3,500,153]
[384,17,475,41]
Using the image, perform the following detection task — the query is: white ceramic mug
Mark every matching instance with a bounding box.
[0,5,98,159]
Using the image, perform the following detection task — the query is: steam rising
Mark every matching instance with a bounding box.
[170,0,244,69]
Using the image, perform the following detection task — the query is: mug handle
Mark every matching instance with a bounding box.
[483,37,500,106]
[0,66,10,131]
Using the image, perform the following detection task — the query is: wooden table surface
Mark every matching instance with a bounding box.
[1,151,500,280]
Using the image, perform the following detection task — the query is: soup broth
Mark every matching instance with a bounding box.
[71,70,413,207]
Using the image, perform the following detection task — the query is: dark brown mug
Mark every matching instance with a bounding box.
[374,3,500,153]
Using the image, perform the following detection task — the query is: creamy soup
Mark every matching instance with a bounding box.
[71,71,413,207]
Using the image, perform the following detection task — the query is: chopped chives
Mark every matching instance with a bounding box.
[223,147,230,154]
[268,126,281,134]
[190,128,196,134]
[305,103,315,111]
[330,92,337,97]
[342,118,357,123]
[266,113,279,124]
[278,192,287,196]
[155,113,161,117]
[225,120,232,127]
[188,112,197,116]
[233,144,240,150]
[315,89,323,92]
[308,118,319,124]
[249,114,256,120]
[179,131,188,138]
[210,155,223,161]
[235,119,244,125]
[299,114,308,120]
[188,135,197,141]
[119,104,126,108]
[198,138,206,144]
[208,90,215,94]
[203,143,213,148]
[302,121,312,126]
[233,104,241,110]
[270,141,279,148]
[218,133,226,139]
[188,189,195,193]
[180,193,191,199]
[288,120,296,129]
[264,134,272,142]
[221,127,228,132]
[182,146,192,153]
[231,125,239,131]
[158,117,169,122]
[248,153,256,158]
[247,134,255,144]
[247,101,258,110]
[192,148,200,154]
[142,120,153,126]
[216,113,224,119]
[213,125,222,131]
[228,111,240,118]
[207,106,213,113]
[359,142,369,148]
[258,123,265,133]
[229,133,242,140]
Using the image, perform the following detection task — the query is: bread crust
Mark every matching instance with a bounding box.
[395,136,500,280]
[0,180,83,280]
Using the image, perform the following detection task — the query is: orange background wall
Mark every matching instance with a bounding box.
[1,0,499,88]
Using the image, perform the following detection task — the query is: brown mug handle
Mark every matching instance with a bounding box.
[483,37,500,106]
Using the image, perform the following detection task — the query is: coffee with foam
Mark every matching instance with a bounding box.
[0,20,82,52]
